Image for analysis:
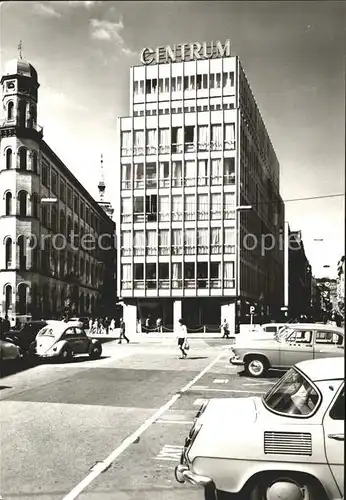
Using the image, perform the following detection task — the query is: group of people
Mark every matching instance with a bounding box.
[88,317,117,335]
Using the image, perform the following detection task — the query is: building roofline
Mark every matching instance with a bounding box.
[40,140,114,224]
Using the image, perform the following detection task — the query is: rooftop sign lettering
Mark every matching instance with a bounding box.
[140,40,231,65]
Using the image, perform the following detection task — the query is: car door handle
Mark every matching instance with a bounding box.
[328,434,344,441]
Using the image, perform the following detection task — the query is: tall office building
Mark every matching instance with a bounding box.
[118,40,284,332]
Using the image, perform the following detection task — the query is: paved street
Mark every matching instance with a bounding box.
[1,337,280,500]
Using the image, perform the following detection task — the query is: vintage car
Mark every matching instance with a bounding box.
[31,321,102,361]
[175,357,344,500]
[0,338,23,363]
[1,320,48,353]
[235,322,292,342]
[229,324,344,377]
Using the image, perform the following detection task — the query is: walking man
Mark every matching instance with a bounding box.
[221,318,230,338]
[177,318,188,359]
[118,317,130,344]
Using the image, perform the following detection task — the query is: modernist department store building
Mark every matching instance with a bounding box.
[118,40,285,332]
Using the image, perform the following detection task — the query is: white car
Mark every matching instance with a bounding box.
[175,357,344,500]
[235,323,290,342]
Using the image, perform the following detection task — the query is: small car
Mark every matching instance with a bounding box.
[1,320,48,353]
[31,321,102,362]
[175,357,344,500]
[229,324,344,377]
[0,338,23,363]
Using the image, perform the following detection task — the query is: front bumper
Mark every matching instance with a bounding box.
[175,465,216,499]
[229,353,244,366]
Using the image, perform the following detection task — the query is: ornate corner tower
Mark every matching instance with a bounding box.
[0,49,43,322]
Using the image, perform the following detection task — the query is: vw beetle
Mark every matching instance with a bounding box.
[31,320,102,361]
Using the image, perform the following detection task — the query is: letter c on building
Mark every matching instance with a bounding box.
[140,47,154,65]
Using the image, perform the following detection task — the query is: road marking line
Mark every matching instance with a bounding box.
[63,352,223,500]
[156,420,194,425]
[191,387,266,394]
[243,382,275,386]
[193,398,208,406]
[155,444,184,461]
[213,378,229,384]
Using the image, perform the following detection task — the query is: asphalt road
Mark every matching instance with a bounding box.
[0,337,281,500]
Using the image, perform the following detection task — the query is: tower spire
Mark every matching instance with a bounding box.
[18,40,23,59]
[98,153,106,201]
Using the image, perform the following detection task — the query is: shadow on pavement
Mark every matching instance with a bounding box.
[185,356,209,360]
[239,369,284,379]
[0,358,38,378]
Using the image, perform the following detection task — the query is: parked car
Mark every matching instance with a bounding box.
[0,338,23,363]
[229,324,344,377]
[31,321,102,362]
[235,322,292,342]
[175,357,344,500]
[1,320,48,353]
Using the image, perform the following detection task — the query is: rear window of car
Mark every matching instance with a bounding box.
[37,327,55,337]
[263,368,321,418]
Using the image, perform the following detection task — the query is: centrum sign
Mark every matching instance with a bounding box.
[140,40,231,65]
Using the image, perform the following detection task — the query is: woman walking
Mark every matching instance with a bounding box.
[177,318,188,359]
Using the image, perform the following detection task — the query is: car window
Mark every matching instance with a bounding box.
[315,331,343,346]
[286,330,312,344]
[265,326,277,333]
[63,328,76,337]
[329,386,345,420]
[263,368,320,417]
[37,327,55,337]
[74,327,85,336]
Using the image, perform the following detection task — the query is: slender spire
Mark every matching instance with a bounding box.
[98,153,106,201]
[18,40,23,59]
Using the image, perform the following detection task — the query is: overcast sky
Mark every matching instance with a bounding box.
[1,0,345,278]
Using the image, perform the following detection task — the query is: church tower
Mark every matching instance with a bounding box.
[97,154,114,219]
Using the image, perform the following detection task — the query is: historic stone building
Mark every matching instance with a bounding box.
[0,57,116,324]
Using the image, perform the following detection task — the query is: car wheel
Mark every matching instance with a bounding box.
[89,344,102,359]
[245,357,268,377]
[60,347,73,363]
[248,475,326,500]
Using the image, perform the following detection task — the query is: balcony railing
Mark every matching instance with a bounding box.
[121,247,132,257]
[184,245,196,255]
[210,279,222,288]
[210,141,222,151]
[224,140,236,150]
[121,214,132,223]
[184,279,196,288]
[133,146,145,156]
[172,279,182,288]
[211,244,222,254]
[159,212,170,222]
[197,176,209,186]
[224,279,236,288]
[146,177,157,188]
[171,143,183,153]
[121,180,131,190]
[224,174,236,185]
[146,279,157,289]
[184,142,196,153]
[211,176,222,186]
[159,246,170,256]
[158,279,170,289]
[197,278,208,289]
[159,145,170,154]
[172,245,182,255]
[198,211,209,221]
[159,178,170,188]
[185,178,196,187]
[134,179,145,189]
[134,280,145,289]
[184,211,195,221]
[224,245,236,254]
[146,246,157,256]
[134,247,145,256]
[121,148,132,157]
[198,245,209,254]
[223,209,236,219]
[172,178,183,188]
[146,145,157,155]
[172,211,183,221]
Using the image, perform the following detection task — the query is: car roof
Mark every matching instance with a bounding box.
[296,357,345,381]
[261,323,287,327]
[284,323,344,335]
[37,321,83,335]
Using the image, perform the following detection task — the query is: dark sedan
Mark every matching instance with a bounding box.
[1,320,48,353]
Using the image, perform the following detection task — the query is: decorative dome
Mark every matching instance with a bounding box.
[4,58,38,82]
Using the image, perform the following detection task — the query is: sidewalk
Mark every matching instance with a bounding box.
[88,328,225,342]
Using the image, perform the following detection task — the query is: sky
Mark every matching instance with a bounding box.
[1,0,345,278]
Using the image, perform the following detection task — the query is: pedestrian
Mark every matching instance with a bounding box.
[177,318,188,359]
[145,316,150,333]
[3,315,11,333]
[91,318,98,335]
[109,317,115,334]
[103,317,110,334]
[156,317,162,333]
[89,318,93,332]
[97,317,103,334]
[221,318,230,338]
[118,317,130,344]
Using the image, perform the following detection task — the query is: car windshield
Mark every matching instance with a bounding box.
[37,327,56,337]
[263,368,320,417]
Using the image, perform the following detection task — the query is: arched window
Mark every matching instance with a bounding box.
[5,191,12,215]
[31,151,38,173]
[18,235,26,270]
[6,149,12,170]
[5,237,12,268]
[29,106,36,127]
[18,100,26,128]
[86,294,90,312]
[31,193,39,218]
[60,210,66,235]
[18,283,29,315]
[86,261,90,283]
[80,257,85,276]
[7,101,14,121]
[51,205,57,232]
[19,148,27,171]
[74,221,78,237]
[5,284,12,314]
[18,191,28,217]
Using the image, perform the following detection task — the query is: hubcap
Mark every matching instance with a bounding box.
[249,360,263,374]
[266,480,306,500]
